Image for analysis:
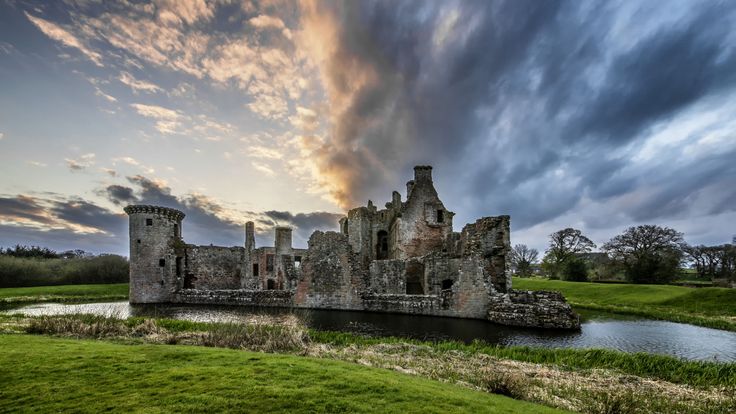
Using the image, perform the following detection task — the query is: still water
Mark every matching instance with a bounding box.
[6,301,736,362]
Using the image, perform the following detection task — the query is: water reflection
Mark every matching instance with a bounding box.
[6,301,736,362]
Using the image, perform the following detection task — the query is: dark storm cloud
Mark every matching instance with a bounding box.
[0,194,126,254]
[0,195,54,224]
[570,7,736,144]
[307,0,736,233]
[104,185,137,205]
[50,199,125,234]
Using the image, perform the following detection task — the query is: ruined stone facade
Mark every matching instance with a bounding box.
[125,166,579,329]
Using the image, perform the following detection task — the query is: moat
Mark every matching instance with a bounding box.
[7,302,736,362]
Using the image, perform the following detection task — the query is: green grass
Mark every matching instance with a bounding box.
[0,283,128,305]
[0,335,566,414]
[513,278,736,331]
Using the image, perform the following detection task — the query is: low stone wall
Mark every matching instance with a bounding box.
[362,293,443,316]
[175,289,294,307]
[487,290,580,329]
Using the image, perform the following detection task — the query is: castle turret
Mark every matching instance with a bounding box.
[124,205,185,303]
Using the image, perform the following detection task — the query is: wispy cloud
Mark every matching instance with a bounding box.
[130,103,183,134]
[118,71,162,93]
[24,12,103,67]
[65,153,96,172]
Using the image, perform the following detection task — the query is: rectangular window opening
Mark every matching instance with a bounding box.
[266,254,274,271]
[252,263,259,276]
[159,258,166,267]
[436,210,444,223]
[294,256,302,268]
[146,218,153,226]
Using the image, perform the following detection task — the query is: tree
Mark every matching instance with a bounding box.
[543,228,596,278]
[603,225,684,284]
[510,244,538,277]
[563,257,589,282]
[683,244,707,278]
[1,245,59,259]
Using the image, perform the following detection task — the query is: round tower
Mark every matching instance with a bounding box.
[123,205,185,303]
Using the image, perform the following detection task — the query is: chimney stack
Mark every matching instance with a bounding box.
[413,165,432,182]
[245,221,255,251]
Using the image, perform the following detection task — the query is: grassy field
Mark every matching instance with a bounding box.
[0,334,565,414]
[513,278,736,331]
[0,283,128,305]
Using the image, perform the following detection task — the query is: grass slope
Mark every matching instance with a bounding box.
[513,278,736,331]
[0,283,128,304]
[0,335,565,414]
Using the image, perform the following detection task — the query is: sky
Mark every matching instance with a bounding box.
[0,0,735,257]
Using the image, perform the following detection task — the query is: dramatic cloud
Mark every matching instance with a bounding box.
[4,0,736,255]
[0,193,127,250]
[294,0,736,244]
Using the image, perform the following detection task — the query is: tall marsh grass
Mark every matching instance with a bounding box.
[25,312,311,353]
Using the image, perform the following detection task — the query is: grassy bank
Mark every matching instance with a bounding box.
[0,283,128,305]
[5,313,734,413]
[513,278,736,331]
[0,335,564,413]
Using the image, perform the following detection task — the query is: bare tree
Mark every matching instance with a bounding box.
[683,244,706,278]
[510,244,539,277]
[603,225,684,284]
[542,228,596,278]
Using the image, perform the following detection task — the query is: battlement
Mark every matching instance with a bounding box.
[124,205,185,221]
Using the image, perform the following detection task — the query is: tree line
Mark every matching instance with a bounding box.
[0,245,129,288]
[510,227,736,285]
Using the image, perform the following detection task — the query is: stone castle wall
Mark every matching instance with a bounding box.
[184,245,245,290]
[125,166,580,330]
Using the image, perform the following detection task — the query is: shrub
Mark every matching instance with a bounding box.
[0,254,128,287]
[562,257,588,282]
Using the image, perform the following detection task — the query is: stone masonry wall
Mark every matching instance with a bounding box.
[295,231,364,309]
[184,245,245,290]
[487,290,580,329]
[460,216,511,293]
[368,260,405,294]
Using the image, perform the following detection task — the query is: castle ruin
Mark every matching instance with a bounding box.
[124,166,579,329]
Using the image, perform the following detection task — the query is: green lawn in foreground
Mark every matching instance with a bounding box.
[0,335,565,414]
[513,278,736,331]
[0,283,128,304]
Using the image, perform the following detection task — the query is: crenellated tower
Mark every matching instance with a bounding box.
[124,205,185,303]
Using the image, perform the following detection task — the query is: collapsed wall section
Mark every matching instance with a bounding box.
[487,290,580,329]
[460,216,511,293]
